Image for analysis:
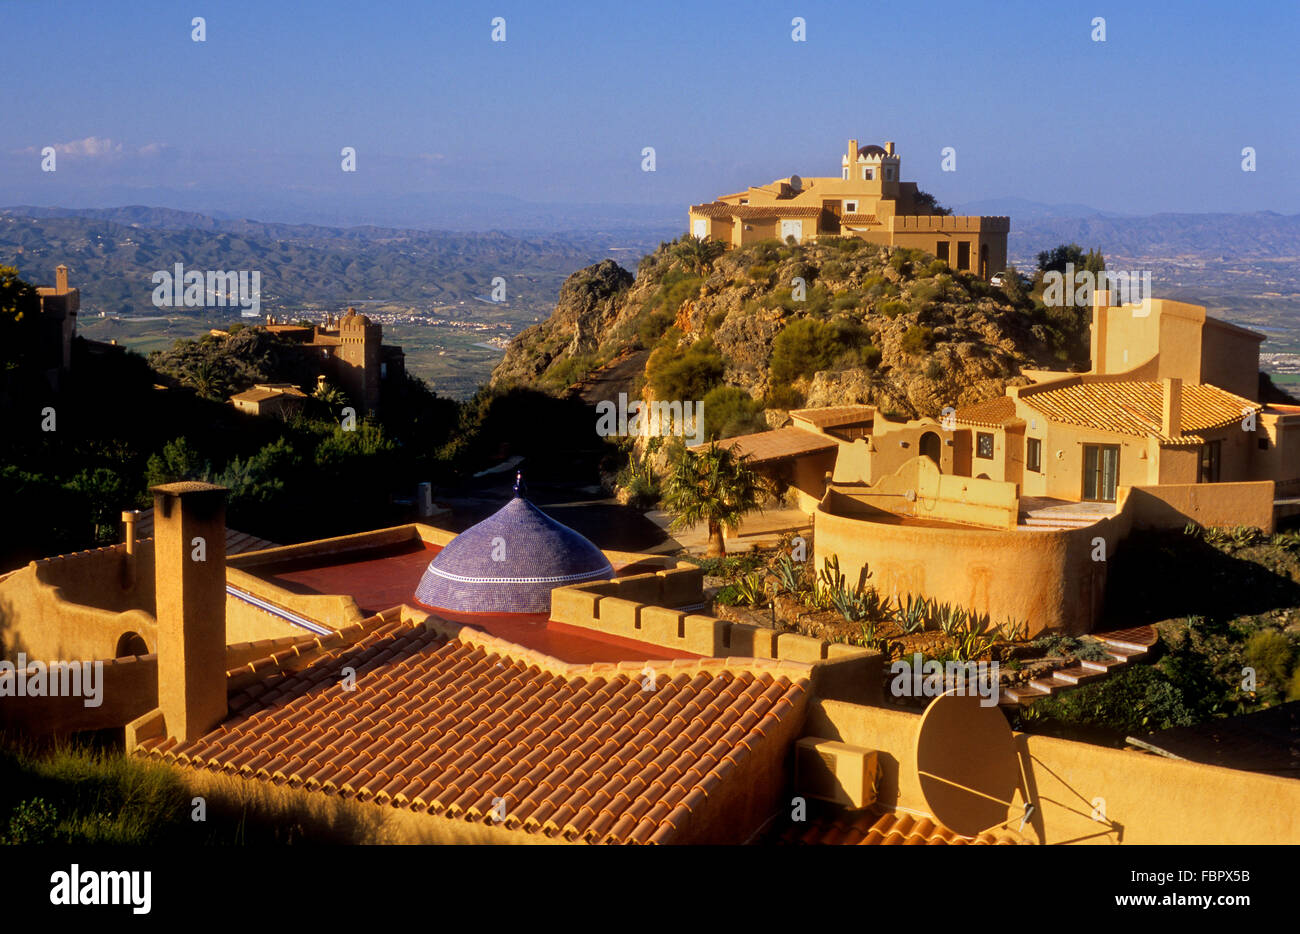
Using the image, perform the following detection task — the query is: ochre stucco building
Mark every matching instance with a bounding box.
[689,139,1008,278]
[727,291,1300,636]
[2,479,1297,844]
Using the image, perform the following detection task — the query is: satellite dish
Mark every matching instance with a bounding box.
[788,174,802,190]
[915,689,1020,837]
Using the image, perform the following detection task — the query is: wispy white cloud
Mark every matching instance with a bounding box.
[12,137,169,158]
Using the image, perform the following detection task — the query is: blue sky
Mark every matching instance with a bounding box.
[3,0,1298,226]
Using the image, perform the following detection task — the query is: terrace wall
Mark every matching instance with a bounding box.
[806,699,1300,844]
[1125,481,1275,533]
[815,489,1128,635]
[550,566,883,705]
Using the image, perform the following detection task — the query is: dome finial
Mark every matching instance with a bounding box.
[514,470,525,498]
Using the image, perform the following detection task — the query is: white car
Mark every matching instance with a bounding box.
[991,271,1031,288]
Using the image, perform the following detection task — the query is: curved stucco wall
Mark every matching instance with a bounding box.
[814,492,1129,634]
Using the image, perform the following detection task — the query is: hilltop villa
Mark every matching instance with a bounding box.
[689,138,1009,278]
[727,291,1300,635]
[260,308,405,416]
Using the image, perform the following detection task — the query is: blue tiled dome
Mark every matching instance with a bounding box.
[414,495,613,614]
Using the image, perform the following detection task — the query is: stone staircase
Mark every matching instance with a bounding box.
[999,626,1157,707]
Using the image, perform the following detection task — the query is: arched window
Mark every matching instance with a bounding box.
[920,431,941,465]
[115,632,149,658]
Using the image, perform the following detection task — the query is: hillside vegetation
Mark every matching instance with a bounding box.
[492,236,1082,421]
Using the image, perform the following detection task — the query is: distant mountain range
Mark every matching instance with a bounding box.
[1010,211,1300,263]
[951,197,1126,220]
[0,206,677,316]
[4,203,1299,322]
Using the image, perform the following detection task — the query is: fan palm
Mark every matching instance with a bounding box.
[660,441,771,557]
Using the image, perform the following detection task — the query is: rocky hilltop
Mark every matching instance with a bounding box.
[491,236,1081,425]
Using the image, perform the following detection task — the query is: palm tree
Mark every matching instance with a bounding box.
[184,360,228,401]
[671,235,725,276]
[660,441,772,557]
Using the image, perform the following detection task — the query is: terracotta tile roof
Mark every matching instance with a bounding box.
[789,405,875,428]
[734,205,824,220]
[688,201,824,220]
[136,618,812,844]
[955,396,1019,428]
[1021,380,1260,443]
[724,426,838,464]
[771,806,1026,845]
[690,201,737,218]
[839,213,879,225]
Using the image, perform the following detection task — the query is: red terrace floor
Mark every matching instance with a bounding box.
[249,540,700,665]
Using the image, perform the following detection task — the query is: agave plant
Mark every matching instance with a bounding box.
[893,593,928,635]
[999,617,1030,642]
[934,601,967,637]
[856,619,903,657]
[965,611,993,636]
[733,571,768,607]
[771,553,803,595]
[953,628,998,662]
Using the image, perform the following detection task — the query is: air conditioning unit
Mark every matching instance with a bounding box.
[795,737,881,809]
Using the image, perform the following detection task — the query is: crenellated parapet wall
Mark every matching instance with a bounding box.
[550,566,883,705]
[887,214,1009,233]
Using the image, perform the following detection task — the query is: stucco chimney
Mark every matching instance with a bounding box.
[1161,377,1183,439]
[152,481,228,742]
[1089,289,1111,373]
[55,264,68,294]
[121,509,138,589]
[885,141,895,156]
[847,138,858,163]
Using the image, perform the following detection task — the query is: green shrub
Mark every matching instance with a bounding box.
[646,336,726,401]
[702,385,767,440]
[763,383,806,409]
[1030,664,1195,735]
[924,359,945,380]
[901,325,935,355]
[748,264,775,282]
[879,300,909,319]
[835,344,882,371]
[637,308,675,347]
[770,317,871,383]
[831,291,861,313]
[543,353,597,388]
[1245,629,1294,698]
[655,273,703,312]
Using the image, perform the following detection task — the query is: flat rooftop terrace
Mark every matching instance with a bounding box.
[244,539,699,665]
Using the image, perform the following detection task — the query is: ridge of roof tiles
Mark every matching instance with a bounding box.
[414,495,613,614]
[139,615,812,845]
[773,807,1027,845]
[1020,380,1260,443]
[954,396,1019,428]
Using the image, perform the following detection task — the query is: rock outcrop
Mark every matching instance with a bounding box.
[490,237,1072,419]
